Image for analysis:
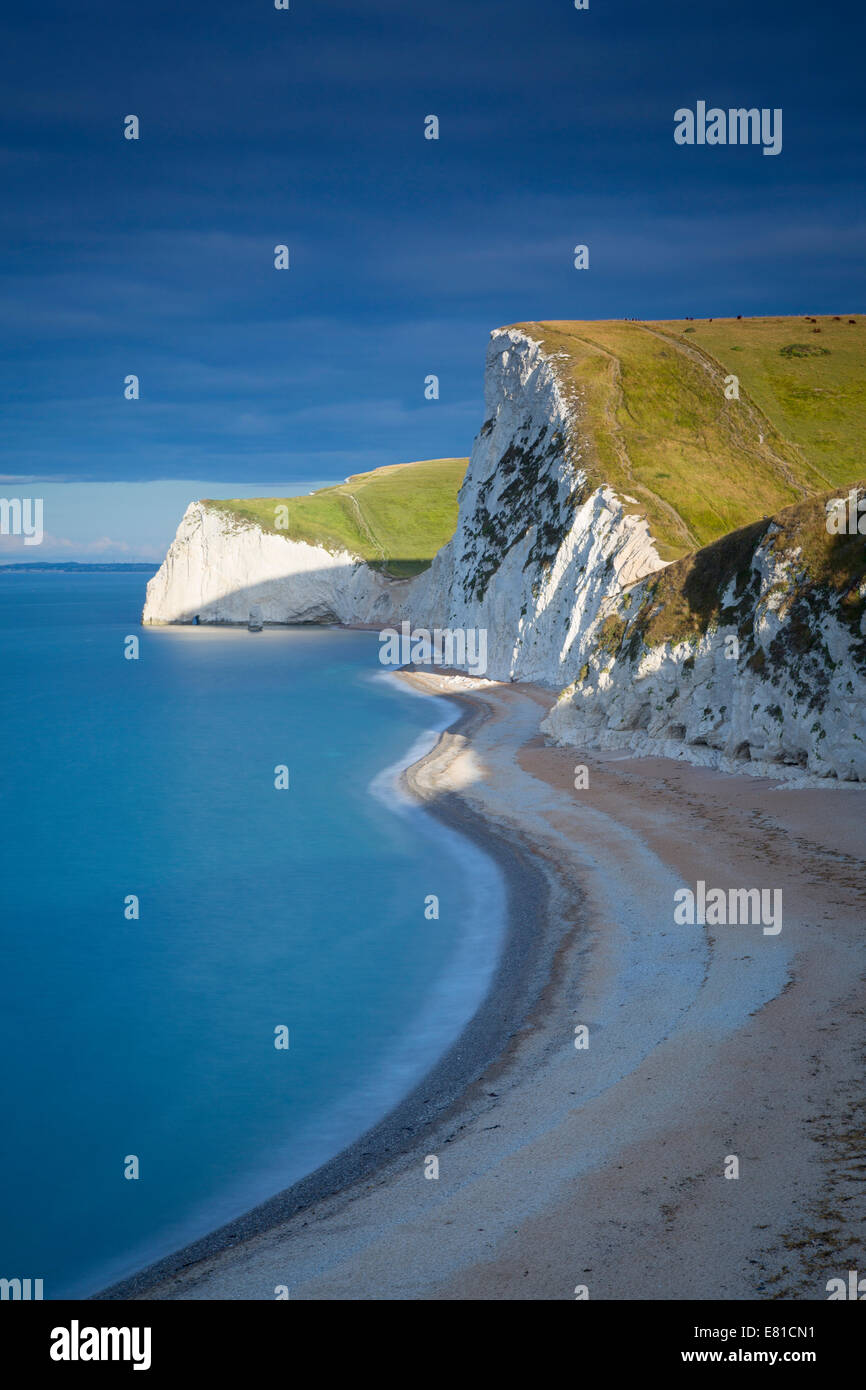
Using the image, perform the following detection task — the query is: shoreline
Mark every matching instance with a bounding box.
[101,671,865,1302]
[98,677,568,1300]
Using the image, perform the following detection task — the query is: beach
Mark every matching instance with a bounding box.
[107,674,865,1301]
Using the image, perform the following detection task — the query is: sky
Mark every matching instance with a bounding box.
[1,0,863,559]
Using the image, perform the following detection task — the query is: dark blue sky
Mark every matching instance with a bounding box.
[2,0,863,488]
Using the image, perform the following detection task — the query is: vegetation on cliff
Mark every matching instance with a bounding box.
[592,484,866,689]
[205,457,468,579]
[521,316,864,562]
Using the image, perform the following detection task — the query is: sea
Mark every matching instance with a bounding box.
[0,572,504,1297]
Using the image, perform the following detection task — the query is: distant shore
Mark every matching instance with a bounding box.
[104,673,865,1301]
[0,562,159,573]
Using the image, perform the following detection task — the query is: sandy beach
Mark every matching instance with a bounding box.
[106,674,865,1301]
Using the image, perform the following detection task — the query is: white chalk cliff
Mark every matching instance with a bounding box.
[142,502,405,627]
[407,330,666,683]
[542,518,866,783]
[144,328,866,782]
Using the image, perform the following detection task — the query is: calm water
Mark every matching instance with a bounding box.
[0,574,503,1296]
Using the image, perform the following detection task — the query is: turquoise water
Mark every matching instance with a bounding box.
[0,574,503,1296]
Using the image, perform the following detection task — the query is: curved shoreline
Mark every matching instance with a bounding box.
[98,680,568,1300]
[95,672,866,1301]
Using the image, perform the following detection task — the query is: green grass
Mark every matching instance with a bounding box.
[654,315,865,489]
[519,316,865,561]
[206,457,468,579]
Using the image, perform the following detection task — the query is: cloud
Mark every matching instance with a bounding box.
[0,531,158,560]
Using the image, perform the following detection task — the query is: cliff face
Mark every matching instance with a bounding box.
[143,323,866,782]
[407,329,665,682]
[543,495,866,782]
[142,501,405,626]
[544,494,866,783]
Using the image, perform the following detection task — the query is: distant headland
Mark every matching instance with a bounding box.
[0,562,159,573]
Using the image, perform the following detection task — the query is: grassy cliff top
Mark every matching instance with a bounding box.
[205,457,468,579]
[517,316,865,561]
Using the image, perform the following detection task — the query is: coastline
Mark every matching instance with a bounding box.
[103,672,866,1301]
[98,677,569,1300]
